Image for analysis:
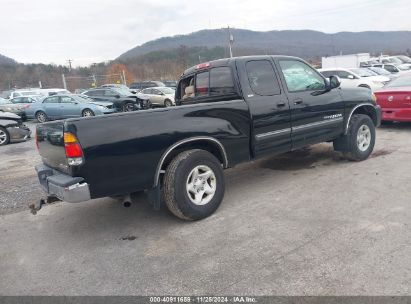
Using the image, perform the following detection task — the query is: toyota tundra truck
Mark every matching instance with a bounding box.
[33,56,381,220]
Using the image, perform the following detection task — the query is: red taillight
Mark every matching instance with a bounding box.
[64,132,83,165]
[64,142,83,158]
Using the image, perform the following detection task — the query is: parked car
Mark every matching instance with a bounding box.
[100,84,129,90]
[9,89,42,99]
[372,64,408,74]
[374,72,411,123]
[139,87,175,107]
[0,112,31,146]
[0,97,27,120]
[163,81,177,89]
[26,94,116,123]
[366,66,398,80]
[33,55,381,220]
[129,81,165,91]
[82,87,148,112]
[319,67,389,90]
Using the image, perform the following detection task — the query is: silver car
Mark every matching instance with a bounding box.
[139,87,175,107]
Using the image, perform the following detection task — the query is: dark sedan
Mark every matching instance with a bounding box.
[82,87,149,111]
[0,112,31,146]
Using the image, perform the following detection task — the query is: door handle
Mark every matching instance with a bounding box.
[277,102,286,108]
[293,98,303,105]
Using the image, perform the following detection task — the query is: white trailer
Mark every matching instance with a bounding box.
[322,53,370,69]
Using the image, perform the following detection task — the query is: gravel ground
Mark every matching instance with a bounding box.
[0,122,410,295]
[0,121,42,215]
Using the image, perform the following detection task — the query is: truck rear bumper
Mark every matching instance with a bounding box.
[35,164,91,203]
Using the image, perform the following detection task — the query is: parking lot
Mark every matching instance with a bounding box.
[0,121,410,295]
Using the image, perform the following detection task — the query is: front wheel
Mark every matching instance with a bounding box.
[334,114,375,161]
[36,111,48,123]
[0,127,10,146]
[82,109,95,117]
[163,149,225,221]
[123,102,135,112]
[164,99,173,107]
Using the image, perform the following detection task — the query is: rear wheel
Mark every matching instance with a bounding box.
[123,102,134,112]
[164,99,173,107]
[0,127,10,146]
[36,111,48,123]
[334,114,375,161]
[82,109,95,117]
[163,149,225,221]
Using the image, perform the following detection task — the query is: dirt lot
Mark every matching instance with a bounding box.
[0,122,410,295]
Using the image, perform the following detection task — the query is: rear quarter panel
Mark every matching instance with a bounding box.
[67,99,251,198]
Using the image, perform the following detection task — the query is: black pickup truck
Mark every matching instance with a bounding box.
[34,56,381,220]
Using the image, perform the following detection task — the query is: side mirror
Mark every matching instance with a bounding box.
[329,75,341,90]
[347,75,355,80]
[130,90,137,94]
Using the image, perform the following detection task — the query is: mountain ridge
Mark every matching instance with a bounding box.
[118,29,411,60]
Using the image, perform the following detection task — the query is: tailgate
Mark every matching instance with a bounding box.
[36,121,69,173]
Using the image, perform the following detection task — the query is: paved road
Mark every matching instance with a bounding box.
[0,123,410,295]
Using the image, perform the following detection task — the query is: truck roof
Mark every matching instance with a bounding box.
[181,55,301,76]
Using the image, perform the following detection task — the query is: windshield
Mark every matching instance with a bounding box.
[112,87,133,95]
[397,55,411,63]
[368,67,391,76]
[387,57,403,64]
[350,68,376,77]
[385,74,411,87]
[75,94,94,102]
[158,87,175,94]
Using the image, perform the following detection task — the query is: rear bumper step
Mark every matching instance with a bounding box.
[35,164,91,203]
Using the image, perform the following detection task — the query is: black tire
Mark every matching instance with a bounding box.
[164,99,173,107]
[82,109,95,117]
[334,114,375,161]
[123,102,135,112]
[163,149,225,221]
[0,127,10,146]
[35,111,48,123]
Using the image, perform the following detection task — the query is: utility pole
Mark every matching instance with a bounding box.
[222,26,234,58]
[122,70,127,85]
[67,59,73,72]
[62,74,67,90]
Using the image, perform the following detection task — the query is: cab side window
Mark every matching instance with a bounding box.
[246,60,281,96]
[195,72,209,97]
[210,67,235,95]
[279,60,326,92]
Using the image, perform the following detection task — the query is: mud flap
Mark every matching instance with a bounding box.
[147,185,162,210]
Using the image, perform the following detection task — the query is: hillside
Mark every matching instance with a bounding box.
[0,53,17,65]
[118,29,411,61]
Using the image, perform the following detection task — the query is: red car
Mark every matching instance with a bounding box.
[375,73,411,122]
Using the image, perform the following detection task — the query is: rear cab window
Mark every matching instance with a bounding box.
[177,66,237,104]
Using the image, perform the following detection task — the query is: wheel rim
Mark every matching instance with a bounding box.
[0,130,7,144]
[124,103,134,111]
[186,165,217,206]
[165,100,172,107]
[37,112,46,122]
[357,124,371,152]
[83,110,93,117]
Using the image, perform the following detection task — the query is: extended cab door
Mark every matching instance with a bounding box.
[275,58,344,149]
[236,57,292,157]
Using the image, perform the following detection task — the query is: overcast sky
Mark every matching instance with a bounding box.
[1,0,410,66]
